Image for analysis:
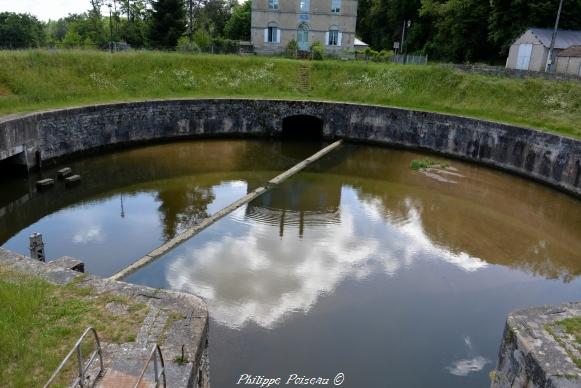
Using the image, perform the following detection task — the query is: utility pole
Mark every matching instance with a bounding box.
[108,3,113,52]
[113,0,119,37]
[400,20,411,62]
[188,0,194,42]
[546,0,565,73]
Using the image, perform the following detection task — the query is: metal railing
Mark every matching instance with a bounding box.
[133,345,167,388]
[44,327,104,388]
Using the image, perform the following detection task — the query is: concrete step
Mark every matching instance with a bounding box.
[64,174,81,187]
[36,178,54,190]
[57,167,72,179]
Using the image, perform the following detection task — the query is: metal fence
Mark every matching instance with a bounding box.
[392,54,428,65]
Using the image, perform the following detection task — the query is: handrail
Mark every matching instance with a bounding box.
[44,327,104,388]
[133,345,166,388]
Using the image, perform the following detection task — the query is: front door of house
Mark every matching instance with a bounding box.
[297,25,309,51]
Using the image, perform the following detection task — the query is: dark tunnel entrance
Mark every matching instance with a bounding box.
[282,115,323,140]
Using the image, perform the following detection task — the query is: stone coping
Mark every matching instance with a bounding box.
[492,302,581,388]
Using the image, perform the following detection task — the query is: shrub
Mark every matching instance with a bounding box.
[379,49,393,61]
[177,36,200,53]
[285,39,298,58]
[211,37,240,54]
[310,41,324,60]
[193,29,211,51]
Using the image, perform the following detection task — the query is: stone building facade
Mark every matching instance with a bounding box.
[251,0,358,55]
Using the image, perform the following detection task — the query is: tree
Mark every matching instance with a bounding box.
[118,0,149,47]
[0,12,45,49]
[148,0,187,48]
[193,0,232,37]
[224,0,250,40]
[419,0,495,62]
[356,0,422,52]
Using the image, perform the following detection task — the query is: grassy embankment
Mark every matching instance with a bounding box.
[0,50,580,138]
[0,268,147,387]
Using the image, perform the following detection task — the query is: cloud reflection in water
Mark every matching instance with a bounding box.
[165,187,487,329]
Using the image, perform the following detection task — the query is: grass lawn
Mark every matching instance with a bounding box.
[0,50,580,139]
[0,267,147,387]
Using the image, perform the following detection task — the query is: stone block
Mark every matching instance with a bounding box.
[64,174,81,187]
[36,178,54,190]
[57,167,72,179]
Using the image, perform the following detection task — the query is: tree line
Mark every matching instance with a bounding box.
[3,0,581,63]
[357,0,581,63]
[0,0,251,51]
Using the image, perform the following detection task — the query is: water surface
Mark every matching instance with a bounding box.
[126,144,581,387]
[1,140,580,387]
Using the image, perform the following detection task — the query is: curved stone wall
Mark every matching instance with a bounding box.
[1,98,580,197]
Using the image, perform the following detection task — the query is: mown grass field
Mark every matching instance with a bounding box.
[0,268,147,387]
[0,50,580,138]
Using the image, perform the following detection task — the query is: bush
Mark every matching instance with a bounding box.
[310,41,324,60]
[379,49,393,61]
[211,37,239,54]
[193,29,211,51]
[285,39,298,58]
[177,36,200,53]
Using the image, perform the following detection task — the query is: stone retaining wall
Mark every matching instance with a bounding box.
[492,302,580,388]
[1,99,580,197]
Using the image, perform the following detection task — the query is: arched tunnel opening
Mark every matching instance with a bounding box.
[282,115,323,141]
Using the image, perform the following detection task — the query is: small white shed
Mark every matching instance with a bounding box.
[506,28,581,72]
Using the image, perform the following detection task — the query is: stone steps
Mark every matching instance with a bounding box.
[298,65,311,92]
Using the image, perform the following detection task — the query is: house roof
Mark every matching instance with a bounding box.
[528,28,581,49]
[557,45,581,57]
[354,38,368,47]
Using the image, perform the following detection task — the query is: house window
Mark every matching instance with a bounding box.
[265,24,280,43]
[327,27,341,46]
[268,0,278,10]
[331,0,341,13]
[328,30,339,46]
[300,0,309,12]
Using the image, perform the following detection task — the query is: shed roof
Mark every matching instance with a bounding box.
[528,28,581,49]
[557,45,581,57]
[354,38,368,47]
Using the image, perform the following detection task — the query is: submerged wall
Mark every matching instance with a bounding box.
[0,99,580,197]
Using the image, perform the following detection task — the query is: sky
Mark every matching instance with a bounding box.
[0,0,109,21]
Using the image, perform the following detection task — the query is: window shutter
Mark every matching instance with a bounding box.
[276,28,281,43]
[325,32,330,46]
[338,32,342,46]
[264,28,268,43]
